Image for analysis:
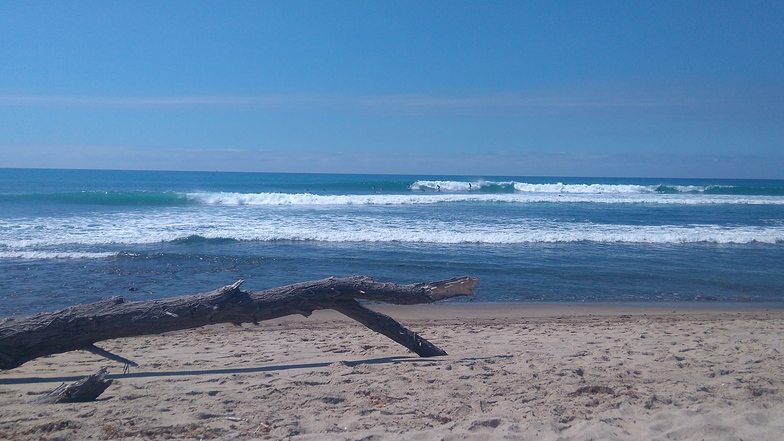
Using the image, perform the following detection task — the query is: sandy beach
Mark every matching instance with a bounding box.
[1,304,783,440]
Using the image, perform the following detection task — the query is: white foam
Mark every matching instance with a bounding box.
[186,191,784,206]
[672,185,707,193]
[2,211,782,248]
[409,180,656,194]
[511,182,651,194]
[0,251,118,260]
[409,180,486,192]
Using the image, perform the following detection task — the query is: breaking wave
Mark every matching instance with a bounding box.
[186,191,784,206]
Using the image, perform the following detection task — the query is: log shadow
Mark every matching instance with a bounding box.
[0,355,436,385]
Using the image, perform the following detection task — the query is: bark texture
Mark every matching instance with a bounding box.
[29,367,113,404]
[0,276,478,370]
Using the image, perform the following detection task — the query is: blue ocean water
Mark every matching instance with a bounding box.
[2,168,783,317]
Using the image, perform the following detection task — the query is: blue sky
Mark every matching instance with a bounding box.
[1,1,782,178]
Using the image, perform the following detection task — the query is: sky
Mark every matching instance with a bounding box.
[1,1,782,178]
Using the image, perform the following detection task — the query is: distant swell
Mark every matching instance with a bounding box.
[3,181,781,208]
[703,185,784,196]
[0,191,190,206]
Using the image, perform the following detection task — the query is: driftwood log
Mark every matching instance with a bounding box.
[28,367,113,404]
[0,276,478,371]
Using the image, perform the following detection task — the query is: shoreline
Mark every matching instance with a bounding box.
[2,303,783,440]
[313,301,784,321]
[6,299,784,321]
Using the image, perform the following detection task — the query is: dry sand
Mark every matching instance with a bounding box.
[1,304,783,440]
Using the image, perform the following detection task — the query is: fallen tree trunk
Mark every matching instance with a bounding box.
[0,276,478,371]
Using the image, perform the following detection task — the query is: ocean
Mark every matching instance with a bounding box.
[1,168,783,317]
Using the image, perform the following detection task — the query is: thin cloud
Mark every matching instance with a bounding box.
[0,95,330,108]
[0,86,780,120]
[0,92,693,110]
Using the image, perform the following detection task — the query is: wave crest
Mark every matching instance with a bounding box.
[185,191,784,206]
[409,180,784,196]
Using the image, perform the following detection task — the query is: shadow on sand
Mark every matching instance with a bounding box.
[0,355,436,385]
